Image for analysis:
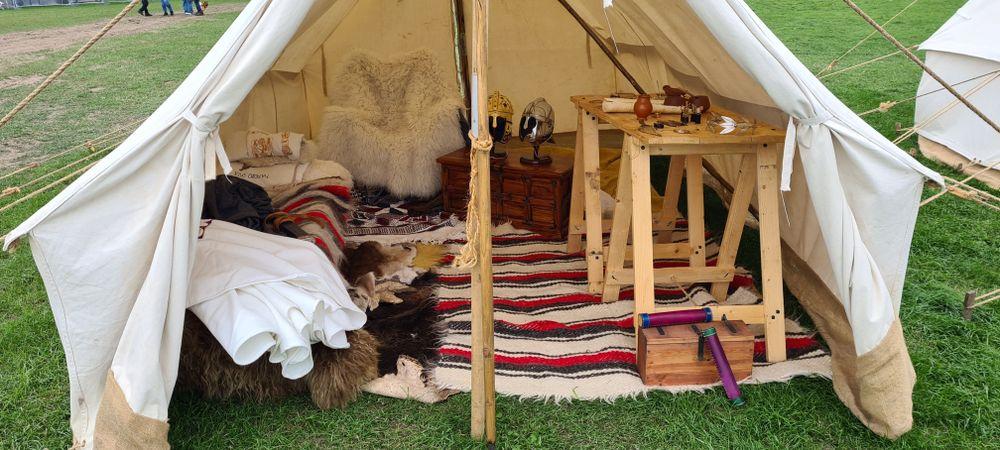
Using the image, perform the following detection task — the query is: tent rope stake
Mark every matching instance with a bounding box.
[964,289,1000,320]
[0,0,139,130]
[842,0,1000,136]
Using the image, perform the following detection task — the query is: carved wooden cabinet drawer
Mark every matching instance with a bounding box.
[438,147,574,239]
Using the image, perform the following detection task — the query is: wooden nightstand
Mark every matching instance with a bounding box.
[437,146,574,239]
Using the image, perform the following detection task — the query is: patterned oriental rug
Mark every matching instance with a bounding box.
[345,192,831,401]
[430,225,831,401]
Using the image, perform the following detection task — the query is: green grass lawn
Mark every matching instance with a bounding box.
[0,0,244,33]
[2,1,998,448]
[0,1,139,33]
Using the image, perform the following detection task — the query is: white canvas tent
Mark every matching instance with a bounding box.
[4,0,943,447]
[915,0,1000,187]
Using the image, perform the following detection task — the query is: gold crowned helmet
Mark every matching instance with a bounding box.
[488,91,514,144]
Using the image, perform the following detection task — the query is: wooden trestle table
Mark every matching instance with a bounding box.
[566,94,787,362]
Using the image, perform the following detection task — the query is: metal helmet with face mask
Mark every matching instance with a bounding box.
[518,97,555,148]
[488,91,514,144]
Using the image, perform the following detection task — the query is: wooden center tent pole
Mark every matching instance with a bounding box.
[467,0,496,443]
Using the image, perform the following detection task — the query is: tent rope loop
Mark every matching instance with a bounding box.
[780,112,833,191]
[181,110,232,176]
[453,131,493,269]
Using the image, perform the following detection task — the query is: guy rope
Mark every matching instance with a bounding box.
[0,118,138,182]
[841,0,1000,136]
[858,70,1000,117]
[817,0,919,77]
[840,0,1000,209]
[0,0,140,130]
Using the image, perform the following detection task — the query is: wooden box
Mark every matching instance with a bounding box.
[637,320,754,386]
[437,147,574,239]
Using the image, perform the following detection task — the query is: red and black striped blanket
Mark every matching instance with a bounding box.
[271,178,354,267]
[429,225,831,400]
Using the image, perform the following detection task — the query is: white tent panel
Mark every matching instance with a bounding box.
[916,0,1000,167]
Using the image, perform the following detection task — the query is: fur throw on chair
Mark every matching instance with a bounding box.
[318,51,465,199]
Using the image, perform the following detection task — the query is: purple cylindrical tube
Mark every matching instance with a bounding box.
[639,307,712,328]
[701,327,745,406]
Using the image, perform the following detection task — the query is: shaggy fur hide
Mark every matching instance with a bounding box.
[363,272,444,376]
[342,241,416,285]
[176,312,379,409]
[318,50,465,198]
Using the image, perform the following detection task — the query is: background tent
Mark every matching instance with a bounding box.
[915,0,1000,188]
[4,0,942,447]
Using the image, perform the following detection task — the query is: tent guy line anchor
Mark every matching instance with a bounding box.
[963,289,1000,320]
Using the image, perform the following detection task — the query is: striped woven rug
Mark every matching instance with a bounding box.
[431,224,831,401]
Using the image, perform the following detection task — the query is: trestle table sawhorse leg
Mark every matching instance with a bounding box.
[566,107,604,294]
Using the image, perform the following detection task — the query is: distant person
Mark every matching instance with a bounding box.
[160,0,174,16]
[195,0,205,15]
[137,0,151,16]
[183,0,204,16]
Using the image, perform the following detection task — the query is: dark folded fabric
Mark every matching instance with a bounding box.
[202,177,274,231]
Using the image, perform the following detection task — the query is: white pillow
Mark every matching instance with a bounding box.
[230,128,304,162]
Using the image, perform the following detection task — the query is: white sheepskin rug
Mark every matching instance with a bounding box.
[318,50,466,199]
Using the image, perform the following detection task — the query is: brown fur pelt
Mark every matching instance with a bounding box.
[176,312,379,409]
[363,272,444,376]
[342,241,416,285]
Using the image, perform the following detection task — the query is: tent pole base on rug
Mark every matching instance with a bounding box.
[964,289,1000,320]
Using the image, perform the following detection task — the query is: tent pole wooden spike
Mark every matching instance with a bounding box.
[468,0,496,443]
[555,0,646,95]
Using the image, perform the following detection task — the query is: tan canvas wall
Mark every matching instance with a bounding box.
[221,0,627,150]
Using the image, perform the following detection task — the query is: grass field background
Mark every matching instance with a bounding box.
[1,1,998,448]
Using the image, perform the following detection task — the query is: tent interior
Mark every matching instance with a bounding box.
[4,0,946,447]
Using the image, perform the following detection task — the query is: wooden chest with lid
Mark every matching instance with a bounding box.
[637,320,755,386]
[438,147,574,239]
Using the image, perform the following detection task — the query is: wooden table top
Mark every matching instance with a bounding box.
[571,95,786,146]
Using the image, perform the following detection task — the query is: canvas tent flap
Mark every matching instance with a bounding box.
[686,0,940,350]
[684,0,939,436]
[4,1,315,447]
